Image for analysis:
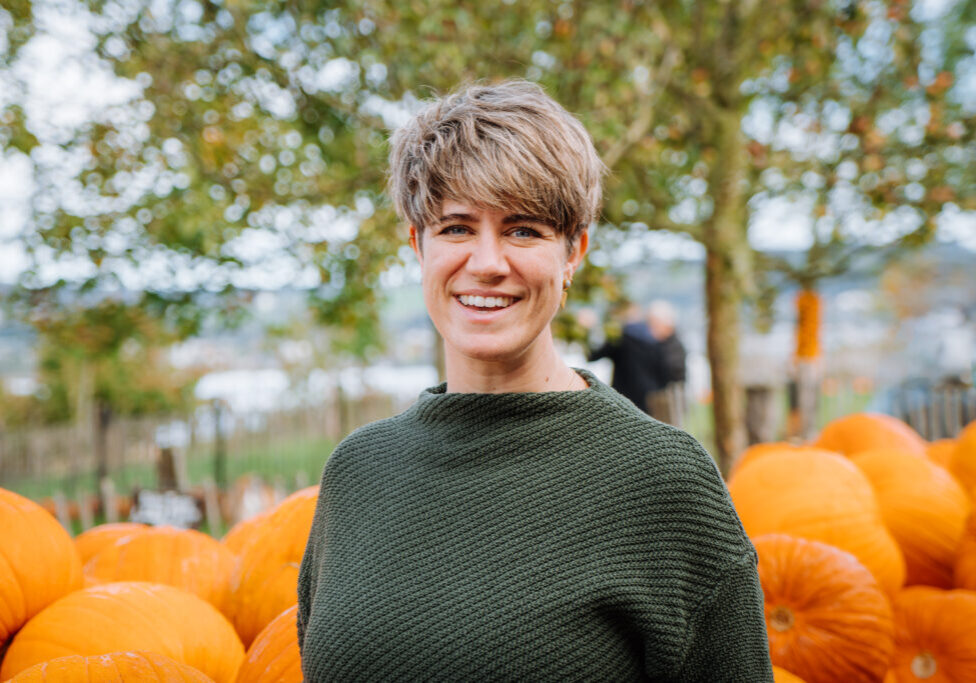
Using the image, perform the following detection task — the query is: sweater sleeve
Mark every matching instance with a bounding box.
[296,479,328,660]
[671,551,774,682]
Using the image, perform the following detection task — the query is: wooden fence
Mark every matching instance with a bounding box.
[889,379,976,441]
[0,388,405,512]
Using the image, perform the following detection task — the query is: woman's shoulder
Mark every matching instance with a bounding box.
[581,386,721,480]
[319,413,407,474]
[592,419,727,500]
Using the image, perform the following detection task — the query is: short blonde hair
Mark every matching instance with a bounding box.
[388,80,604,246]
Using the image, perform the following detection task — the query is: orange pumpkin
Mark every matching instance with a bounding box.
[0,488,84,644]
[950,420,976,498]
[0,582,244,682]
[729,442,806,477]
[74,523,149,565]
[773,666,807,683]
[7,651,213,682]
[926,439,957,470]
[755,534,895,683]
[224,486,318,646]
[234,605,302,683]
[728,449,905,596]
[221,508,272,555]
[814,413,927,457]
[953,510,976,590]
[889,586,976,682]
[83,526,236,613]
[852,449,970,588]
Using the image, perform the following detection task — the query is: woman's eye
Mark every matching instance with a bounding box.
[511,227,541,238]
[441,225,469,235]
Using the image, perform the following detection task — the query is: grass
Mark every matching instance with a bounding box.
[5,436,336,506]
[680,386,877,466]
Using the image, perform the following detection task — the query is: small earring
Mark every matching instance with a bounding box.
[560,277,572,309]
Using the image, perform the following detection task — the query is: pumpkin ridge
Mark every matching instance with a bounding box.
[0,545,28,634]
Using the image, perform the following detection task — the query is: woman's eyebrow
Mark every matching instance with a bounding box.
[502,214,551,226]
[436,213,478,224]
[435,212,552,226]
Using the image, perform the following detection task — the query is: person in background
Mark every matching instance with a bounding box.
[645,299,688,426]
[647,299,687,388]
[297,79,773,682]
[580,302,667,415]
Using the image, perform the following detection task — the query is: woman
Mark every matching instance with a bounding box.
[297,80,773,682]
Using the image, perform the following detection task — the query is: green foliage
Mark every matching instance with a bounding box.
[2,0,973,448]
[18,299,200,424]
[8,0,969,304]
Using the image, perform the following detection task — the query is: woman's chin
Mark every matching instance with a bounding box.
[457,345,518,364]
[446,336,525,365]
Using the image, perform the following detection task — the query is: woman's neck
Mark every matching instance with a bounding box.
[443,334,585,394]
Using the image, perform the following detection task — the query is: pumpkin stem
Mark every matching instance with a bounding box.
[769,606,794,632]
[910,652,937,679]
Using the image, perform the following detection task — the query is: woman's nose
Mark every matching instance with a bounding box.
[465,234,510,280]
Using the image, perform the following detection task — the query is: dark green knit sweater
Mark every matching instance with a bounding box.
[297,369,773,682]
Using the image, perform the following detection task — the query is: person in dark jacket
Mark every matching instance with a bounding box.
[583,303,667,414]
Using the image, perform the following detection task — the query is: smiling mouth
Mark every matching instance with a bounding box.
[456,294,517,311]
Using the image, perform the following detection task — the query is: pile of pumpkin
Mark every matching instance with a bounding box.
[732,413,976,683]
[0,485,318,682]
[2,412,976,682]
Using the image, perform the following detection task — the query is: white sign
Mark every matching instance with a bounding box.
[129,490,202,528]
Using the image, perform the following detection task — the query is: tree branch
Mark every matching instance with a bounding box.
[600,43,681,171]
[665,80,720,120]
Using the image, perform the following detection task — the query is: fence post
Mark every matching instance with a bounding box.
[337,384,349,438]
[76,491,94,532]
[794,361,821,441]
[158,447,178,490]
[213,400,227,489]
[745,384,779,445]
[94,401,112,486]
[201,477,222,536]
[99,477,118,524]
[51,491,72,533]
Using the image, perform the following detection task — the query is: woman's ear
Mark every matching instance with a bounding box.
[409,225,422,264]
[567,230,589,273]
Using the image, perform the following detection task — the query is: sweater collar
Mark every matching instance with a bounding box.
[407,368,617,429]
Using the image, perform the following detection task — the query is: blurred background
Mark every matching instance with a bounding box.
[0,0,974,534]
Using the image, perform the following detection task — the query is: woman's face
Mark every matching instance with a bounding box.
[410,200,588,365]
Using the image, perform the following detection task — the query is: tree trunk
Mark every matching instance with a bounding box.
[213,399,227,489]
[793,360,822,441]
[793,289,822,440]
[94,399,112,484]
[94,399,113,520]
[703,107,750,476]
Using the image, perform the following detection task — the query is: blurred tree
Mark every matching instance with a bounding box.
[31,302,196,421]
[26,298,199,481]
[2,0,974,472]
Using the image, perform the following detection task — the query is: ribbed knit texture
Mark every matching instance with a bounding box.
[297,369,773,682]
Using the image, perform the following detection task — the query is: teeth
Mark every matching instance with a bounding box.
[459,295,514,309]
